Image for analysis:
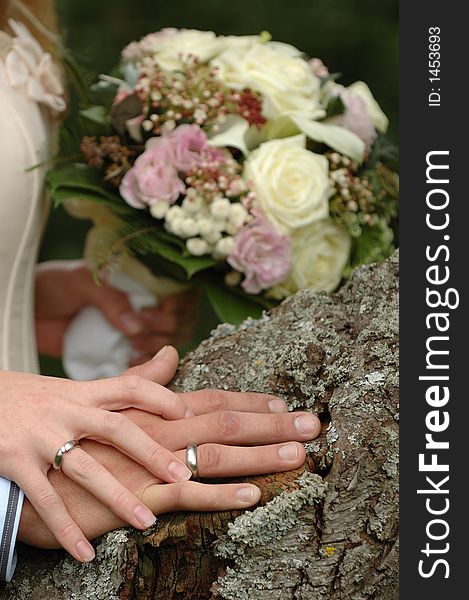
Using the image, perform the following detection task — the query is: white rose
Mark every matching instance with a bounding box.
[212,41,321,120]
[244,135,331,233]
[347,81,388,133]
[139,29,222,71]
[217,34,260,54]
[269,220,351,297]
[218,34,301,57]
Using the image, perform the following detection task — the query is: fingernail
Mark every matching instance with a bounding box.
[119,312,143,335]
[185,408,195,418]
[75,540,95,562]
[168,461,192,481]
[153,345,168,360]
[295,414,318,435]
[236,486,260,503]
[268,399,288,413]
[133,505,157,529]
[279,443,299,461]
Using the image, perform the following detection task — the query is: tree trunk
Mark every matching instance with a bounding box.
[0,252,399,600]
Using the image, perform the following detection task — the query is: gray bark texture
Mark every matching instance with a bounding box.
[0,252,399,600]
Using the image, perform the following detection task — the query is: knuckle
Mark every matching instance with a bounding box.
[56,519,78,541]
[120,374,145,393]
[101,411,126,437]
[73,454,100,480]
[110,486,132,508]
[146,442,163,465]
[169,482,185,507]
[205,389,225,412]
[0,441,19,464]
[272,414,286,436]
[36,489,59,512]
[200,444,222,471]
[215,411,240,439]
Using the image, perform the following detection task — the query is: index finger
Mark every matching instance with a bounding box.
[80,375,191,420]
[18,469,95,563]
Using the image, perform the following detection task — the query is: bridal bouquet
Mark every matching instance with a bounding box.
[49,29,398,323]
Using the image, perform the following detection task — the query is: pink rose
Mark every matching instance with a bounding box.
[341,90,376,147]
[165,124,209,171]
[308,57,329,78]
[120,146,185,208]
[228,215,291,294]
[330,85,376,147]
[147,124,222,172]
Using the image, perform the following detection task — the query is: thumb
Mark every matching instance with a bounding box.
[89,282,144,336]
[124,345,180,385]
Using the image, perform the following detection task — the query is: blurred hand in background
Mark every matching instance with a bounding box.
[35,260,197,362]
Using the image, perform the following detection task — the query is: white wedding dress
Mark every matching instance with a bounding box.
[0,19,65,581]
[0,19,64,373]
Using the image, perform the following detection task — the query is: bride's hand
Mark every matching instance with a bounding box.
[34,260,196,359]
[17,347,321,548]
[0,365,194,563]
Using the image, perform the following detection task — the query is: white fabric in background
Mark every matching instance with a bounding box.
[63,271,156,381]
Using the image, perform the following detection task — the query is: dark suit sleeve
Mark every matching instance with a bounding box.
[0,478,24,582]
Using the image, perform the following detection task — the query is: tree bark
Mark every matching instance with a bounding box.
[0,252,399,600]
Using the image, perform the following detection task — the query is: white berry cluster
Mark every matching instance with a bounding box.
[150,192,250,259]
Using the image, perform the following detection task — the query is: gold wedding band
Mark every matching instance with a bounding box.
[53,440,81,470]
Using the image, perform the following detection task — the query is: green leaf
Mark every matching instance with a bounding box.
[47,163,110,196]
[345,222,395,276]
[366,134,399,171]
[128,232,217,278]
[51,188,133,216]
[79,105,111,127]
[203,281,268,324]
[326,95,345,118]
[48,165,118,201]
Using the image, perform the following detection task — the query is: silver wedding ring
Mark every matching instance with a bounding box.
[186,443,198,480]
[53,440,81,471]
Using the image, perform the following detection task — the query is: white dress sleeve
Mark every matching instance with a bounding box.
[0,477,24,582]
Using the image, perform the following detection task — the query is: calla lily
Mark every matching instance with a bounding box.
[208,115,250,156]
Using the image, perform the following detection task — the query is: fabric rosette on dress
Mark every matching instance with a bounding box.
[1,19,65,114]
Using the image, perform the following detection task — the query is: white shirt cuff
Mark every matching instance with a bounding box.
[0,477,24,582]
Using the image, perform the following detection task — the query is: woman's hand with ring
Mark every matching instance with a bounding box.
[0,368,193,563]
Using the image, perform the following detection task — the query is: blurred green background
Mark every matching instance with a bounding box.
[39,0,398,375]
